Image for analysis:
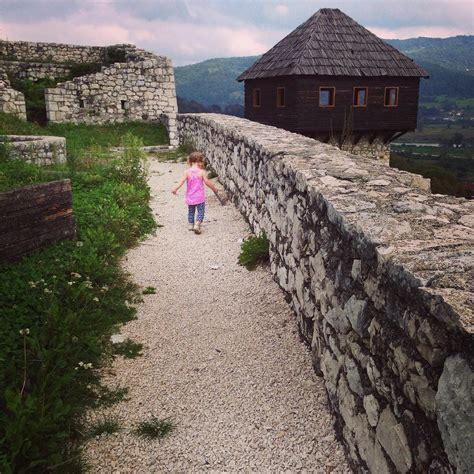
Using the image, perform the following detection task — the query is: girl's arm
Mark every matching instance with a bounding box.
[203,171,218,194]
[171,172,187,194]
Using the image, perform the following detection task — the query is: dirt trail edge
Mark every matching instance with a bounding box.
[84,160,349,472]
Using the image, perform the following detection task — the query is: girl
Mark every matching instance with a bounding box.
[171,152,218,234]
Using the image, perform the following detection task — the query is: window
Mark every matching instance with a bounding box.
[253,88,261,107]
[121,100,129,110]
[353,87,368,107]
[276,87,285,107]
[79,99,85,108]
[319,87,336,107]
[384,87,399,107]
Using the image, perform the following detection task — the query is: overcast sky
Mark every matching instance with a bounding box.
[1,0,473,65]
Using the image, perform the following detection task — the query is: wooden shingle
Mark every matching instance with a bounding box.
[237,8,429,81]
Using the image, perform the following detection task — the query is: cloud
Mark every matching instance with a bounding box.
[0,0,472,65]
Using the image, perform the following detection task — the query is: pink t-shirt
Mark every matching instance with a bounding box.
[185,168,205,205]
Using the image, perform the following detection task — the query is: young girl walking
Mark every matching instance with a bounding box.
[171,152,218,234]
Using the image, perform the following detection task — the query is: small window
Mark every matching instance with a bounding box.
[121,100,129,110]
[384,87,399,107]
[276,87,285,107]
[353,87,368,107]
[319,87,336,107]
[79,99,85,108]
[253,88,261,107]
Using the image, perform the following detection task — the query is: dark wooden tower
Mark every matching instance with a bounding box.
[237,8,429,150]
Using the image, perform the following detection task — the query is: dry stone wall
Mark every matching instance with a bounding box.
[1,135,66,165]
[0,40,178,146]
[0,60,71,81]
[177,113,474,473]
[0,71,26,119]
[0,40,104,63]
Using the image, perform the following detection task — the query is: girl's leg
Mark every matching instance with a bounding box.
[188,205,196,229]
[196,202,205,223]
[194,203,205,234]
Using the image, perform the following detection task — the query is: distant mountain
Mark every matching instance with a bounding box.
[175,56,258,107]
[174,36,474,110]
[388,36,474,73]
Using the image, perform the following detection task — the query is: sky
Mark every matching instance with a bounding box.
[0,0,473,65]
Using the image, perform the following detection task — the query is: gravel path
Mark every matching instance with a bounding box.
[84,160,349,472]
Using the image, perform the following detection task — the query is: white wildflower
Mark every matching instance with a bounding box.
[76,241,84,247]
[28,281,37,288]
[71,272,81,279]
[93,297,99,302]
[44,288,52,294]
[67,281,74,286]
[78,361,84,367]
[19,328,30,336]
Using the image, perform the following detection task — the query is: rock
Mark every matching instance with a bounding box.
[110,334,126,344]
[376,407,413,473]
[344,296,369,336]
[436,355,474,473]
[363,394,380,427]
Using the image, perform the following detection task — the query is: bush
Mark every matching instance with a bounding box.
[0,130,156,471]
[238,233,270,270]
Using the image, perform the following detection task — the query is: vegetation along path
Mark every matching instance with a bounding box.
[84,160,349,472]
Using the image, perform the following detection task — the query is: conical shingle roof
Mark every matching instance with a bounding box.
[237,8,429,80]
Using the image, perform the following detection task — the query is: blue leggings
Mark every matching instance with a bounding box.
[188,202,205,224]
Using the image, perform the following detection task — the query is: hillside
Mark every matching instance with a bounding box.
[174,36,474,110]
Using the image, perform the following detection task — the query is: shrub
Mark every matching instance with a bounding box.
[238,233,270,270]
[134,417,174,440]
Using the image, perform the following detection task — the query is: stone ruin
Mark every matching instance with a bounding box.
[0,40,178,146]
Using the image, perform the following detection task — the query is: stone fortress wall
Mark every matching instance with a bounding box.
[0,40,178,146]
[177,113,474,473]
[1,135,66,165]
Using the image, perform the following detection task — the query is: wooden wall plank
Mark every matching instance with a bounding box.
[0,179,76,263]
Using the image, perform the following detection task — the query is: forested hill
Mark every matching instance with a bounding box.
[174,35,474,110]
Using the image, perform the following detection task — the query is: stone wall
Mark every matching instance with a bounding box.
[0,71,26,119]
[177,114,474,473]
[45,56,177,125]
[1,135,66,165]
[0,40,178,135]
[315,135,391,164]
[0,60,71,81]
[0,40,104,63]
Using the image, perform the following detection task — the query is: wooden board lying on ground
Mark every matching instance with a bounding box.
[0,179,76,263]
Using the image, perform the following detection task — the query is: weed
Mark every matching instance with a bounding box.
[95,386,130,408]
[142,286,156,295]
[206,165,218,179]
[134,417,175,440]
[88,417,121,437]
[238,233,270,270]
[0,124,156,471]
[112,339,144,359]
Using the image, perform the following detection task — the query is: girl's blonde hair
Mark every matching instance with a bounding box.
[188,151,204,165]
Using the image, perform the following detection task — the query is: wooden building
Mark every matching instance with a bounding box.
[237,8,429,159]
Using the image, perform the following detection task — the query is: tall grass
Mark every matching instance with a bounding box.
[0,132,156,472]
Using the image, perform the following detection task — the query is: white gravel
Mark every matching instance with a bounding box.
[84,160,350,472]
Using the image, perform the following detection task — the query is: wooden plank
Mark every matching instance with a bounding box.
[0,179,76,262]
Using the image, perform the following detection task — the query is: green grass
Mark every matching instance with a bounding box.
[0,112,169,161]
[112,339,144,359]
[88,417,121,437]
[0,132,157,472]
[238,233,270,271]
[134,417,175,440]
[142,286,156,295]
